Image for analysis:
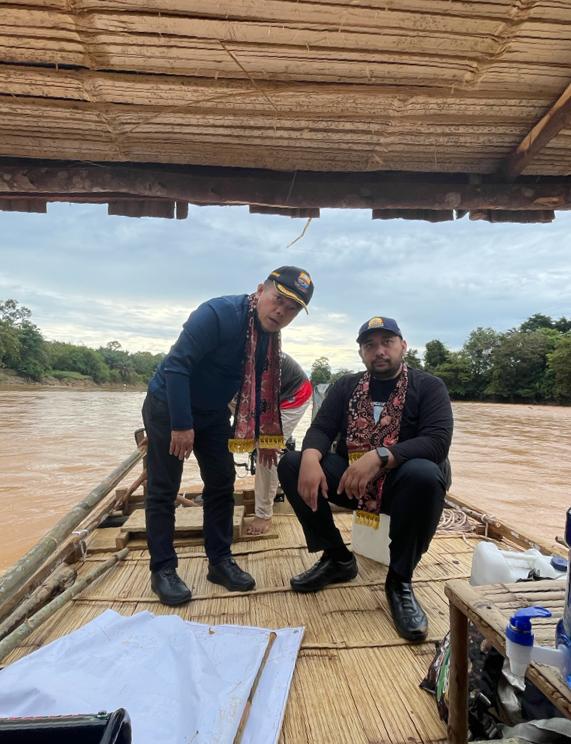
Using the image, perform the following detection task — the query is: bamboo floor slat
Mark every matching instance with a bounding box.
[2,511,484,743]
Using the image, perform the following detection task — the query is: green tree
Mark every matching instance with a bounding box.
[404,348,423,370]
[330,367,353,383]
[0,321,21,368]
[16,322,49,380]
[131,351,164,382]
[431,352,472,398]
[0,299,32,326]
[548,334,571,401]
[310,356,332,385]
[424,339,449,373]
[462,327,501,398]
[98,341,137,383]
[519,313,554,332]
[554,317,571,334]
[47,341,110,383]
[487,329,557,401]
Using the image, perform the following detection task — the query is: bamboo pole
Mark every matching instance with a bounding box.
[0,549,128,663]
[0,448,143,612]
[0,564,76,641]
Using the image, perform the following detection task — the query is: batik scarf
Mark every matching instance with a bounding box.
[346,365,408,514]
[228,293,284,453]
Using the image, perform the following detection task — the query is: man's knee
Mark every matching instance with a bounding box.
[394,459,446,494]
[277,450,302,496]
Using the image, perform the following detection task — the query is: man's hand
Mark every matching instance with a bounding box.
[337,450,383,500]
[258,448,280,468]
[170,429,195,460]
[298,449,328,512]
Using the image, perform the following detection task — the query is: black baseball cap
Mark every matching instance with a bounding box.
[268,266,314,312]
[356,316,402,344]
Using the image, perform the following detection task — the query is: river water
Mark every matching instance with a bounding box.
[0,390,570,571]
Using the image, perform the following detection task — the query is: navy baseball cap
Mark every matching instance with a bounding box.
[268,266,314,312]
[356,316,402,343]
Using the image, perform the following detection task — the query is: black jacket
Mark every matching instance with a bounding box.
[302,367,453,484]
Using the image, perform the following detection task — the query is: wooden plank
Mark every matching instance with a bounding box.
[2,162,571,212]
[117,505,245,546]
[503,82,571,180]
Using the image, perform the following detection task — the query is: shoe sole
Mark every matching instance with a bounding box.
[207,574,256,592]
[290,569,358,593]
[151,585,192,606]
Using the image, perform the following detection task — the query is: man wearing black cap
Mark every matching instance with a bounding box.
[278,316,453,641]
[143,266,314,605]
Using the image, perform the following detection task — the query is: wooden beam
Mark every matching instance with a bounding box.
[502,82,571,181]
[0,198,47,214]
[249,206,320,218]
[108,199,176,219]
[372,209,453,222]
[469,209,555,223]
[1,162,570,213]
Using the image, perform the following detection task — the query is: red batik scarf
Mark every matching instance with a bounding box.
[228,293,284,453]
[345,365,408,514]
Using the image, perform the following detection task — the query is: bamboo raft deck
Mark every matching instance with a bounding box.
[0,450,565,743]
[0,504,534,741]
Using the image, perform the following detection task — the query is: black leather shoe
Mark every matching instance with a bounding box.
[151,567,192,606]
[385,573,428,642]
[207,558,256,592]
[290,553,358,593]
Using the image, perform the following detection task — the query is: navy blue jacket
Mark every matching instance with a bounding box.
[149,294,268,430]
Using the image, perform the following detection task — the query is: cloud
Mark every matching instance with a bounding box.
[1,203,570,369]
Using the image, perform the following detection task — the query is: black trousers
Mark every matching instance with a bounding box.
[142,392,236,571]
[277,451,446,581]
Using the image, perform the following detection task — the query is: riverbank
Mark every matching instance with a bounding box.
[0,369,146,391]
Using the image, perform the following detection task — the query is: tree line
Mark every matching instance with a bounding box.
[0,300,164,385]
[310,313,571,404]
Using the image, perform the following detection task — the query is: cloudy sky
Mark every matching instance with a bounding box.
[1,203,569,372]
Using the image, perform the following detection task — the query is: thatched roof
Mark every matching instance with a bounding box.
[2,1,571,221]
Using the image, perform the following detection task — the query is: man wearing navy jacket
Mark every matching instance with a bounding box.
[278,316,453,641]
[143,267,314,605]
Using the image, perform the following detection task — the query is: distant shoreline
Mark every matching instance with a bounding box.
[0,370,146,392]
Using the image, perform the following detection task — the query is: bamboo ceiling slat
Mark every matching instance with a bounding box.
[2,2,571,177]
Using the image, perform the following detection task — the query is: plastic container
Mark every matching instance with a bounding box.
[351,512,390,565]
[470,541,566,586]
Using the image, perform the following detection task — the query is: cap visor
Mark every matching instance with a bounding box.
[274,282,308,312]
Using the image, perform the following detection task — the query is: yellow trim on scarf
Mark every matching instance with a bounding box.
[354,510,380,529]
[228,438,256,453]
[258,434,286,449]
[228,435,285,453]
[348,450,368,462]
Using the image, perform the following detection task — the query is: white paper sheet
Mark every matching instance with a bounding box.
[0,610,303,744]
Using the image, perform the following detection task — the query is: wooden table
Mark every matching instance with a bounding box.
[445,579,571,744]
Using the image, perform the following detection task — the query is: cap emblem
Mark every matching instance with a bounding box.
[296,271,311,291]
[368,317,384,329]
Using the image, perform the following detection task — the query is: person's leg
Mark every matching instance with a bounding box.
[278,450,358,591]
[143,393,183,571]
[382,458,446,580]
[143,393,192,605]
[192,409,255,591]
[381,458,446,642]
[278,450,353,552]
[249,400,310,534]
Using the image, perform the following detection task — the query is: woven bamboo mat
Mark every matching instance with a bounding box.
[4,511,478,743]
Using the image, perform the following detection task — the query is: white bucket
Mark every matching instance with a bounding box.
[351,511,391,565]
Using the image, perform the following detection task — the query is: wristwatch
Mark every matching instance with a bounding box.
[375,446,390,468]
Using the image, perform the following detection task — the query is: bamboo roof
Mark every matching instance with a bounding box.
[2,1,571,221]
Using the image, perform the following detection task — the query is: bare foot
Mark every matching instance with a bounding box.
[246,516,272,535]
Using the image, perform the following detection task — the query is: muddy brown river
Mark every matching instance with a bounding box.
[0,390,570,571]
